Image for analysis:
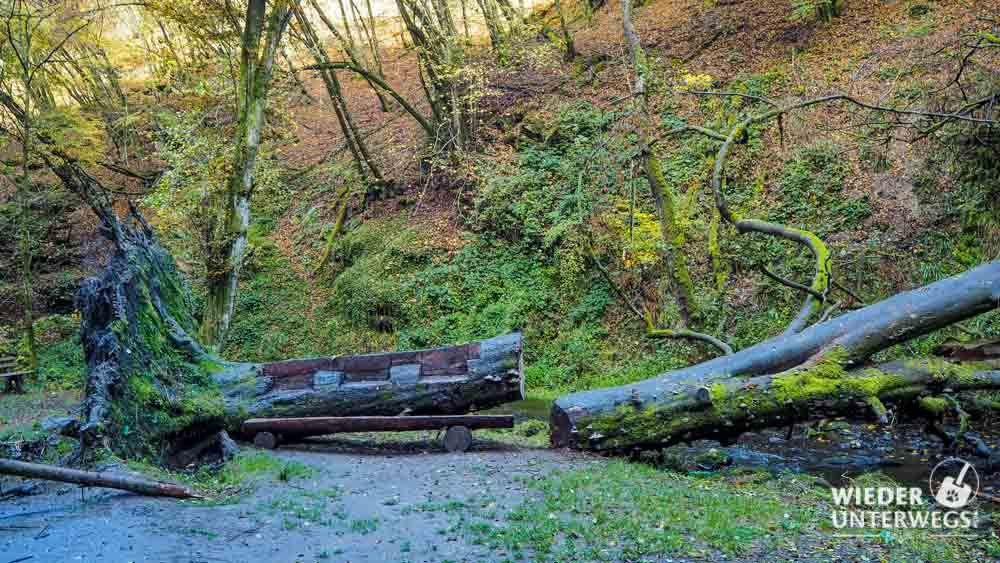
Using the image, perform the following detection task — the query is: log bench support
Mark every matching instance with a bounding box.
[0,357,28,394]
[242,415,515,453]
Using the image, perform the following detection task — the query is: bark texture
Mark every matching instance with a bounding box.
[551,260,1000,451]
[241,415,514,440]
[218,332,524,423]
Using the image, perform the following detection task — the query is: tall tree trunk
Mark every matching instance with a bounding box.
[621,0,696,327]
[14,49,38,373]
[202,0,292,348]
[554,0,576,61]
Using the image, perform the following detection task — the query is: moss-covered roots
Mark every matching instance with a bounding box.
[554,350,999,452]
[78,220,228,460]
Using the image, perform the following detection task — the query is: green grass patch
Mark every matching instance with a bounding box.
[127,451,316,500]
[451,462,996,562]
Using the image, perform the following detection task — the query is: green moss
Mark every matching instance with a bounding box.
[707,208,726,292]
[198,358,226,374]
[647,154,697,319]
[905,357,986,385]
[770,349,875,403]
[865,396,887,419]
[100,244,230,461]
[577,348,923,449]
[918,396,948,415]
[708,382,728,402]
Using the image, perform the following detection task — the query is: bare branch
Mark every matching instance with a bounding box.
[647,327,734,356]
[759,265,825,301]
[303,61,434,136]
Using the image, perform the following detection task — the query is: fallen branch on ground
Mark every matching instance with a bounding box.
[0,459,200,499]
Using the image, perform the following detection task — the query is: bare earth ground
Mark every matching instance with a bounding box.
[0,442,596,563]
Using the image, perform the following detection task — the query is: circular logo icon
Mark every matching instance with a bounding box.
[930,457,979,509]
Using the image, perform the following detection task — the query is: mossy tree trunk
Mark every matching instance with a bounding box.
[553,0,576,61]
[201,0,292,349]
[550,260,1000,452]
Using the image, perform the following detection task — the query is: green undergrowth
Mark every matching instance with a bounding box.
[0,314,85,392]
[224,103,716,394]
[224,236,330,361]
[222,95,1000,404]
[33,314,86,391]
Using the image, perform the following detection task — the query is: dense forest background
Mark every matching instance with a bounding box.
[0,0,997,408]
[0,1,999,561]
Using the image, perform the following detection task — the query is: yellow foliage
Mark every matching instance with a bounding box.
[601,201,662,269]
[679,72,714,91]
[35,107,106,164]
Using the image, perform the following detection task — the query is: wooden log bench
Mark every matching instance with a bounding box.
[241,415,516,453]
[0,356,28,394]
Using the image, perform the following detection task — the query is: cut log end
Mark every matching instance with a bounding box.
[253,432,280,450]
[443,426,473,452]
[549,404,575,449]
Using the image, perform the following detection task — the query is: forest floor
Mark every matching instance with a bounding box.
[2,396,1000,562]
[1,441,592,563]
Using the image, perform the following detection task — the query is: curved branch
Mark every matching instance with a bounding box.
[706,90,997,332]
[647,327,734,355]
[651,123,728,145]
[759,264,825,301]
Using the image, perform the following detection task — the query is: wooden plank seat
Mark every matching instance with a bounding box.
[242,414,516,452]
[0,356,28,394]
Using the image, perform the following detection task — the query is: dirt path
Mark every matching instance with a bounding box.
[0,442,595,563]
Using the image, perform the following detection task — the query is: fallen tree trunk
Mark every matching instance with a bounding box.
[218,332,524,423]
[70,198,522,464]
[551,260,1000,451]
[242,414,515,439]
[0,459,200,499]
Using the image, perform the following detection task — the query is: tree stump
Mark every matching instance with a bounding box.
[443,426,473,453]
